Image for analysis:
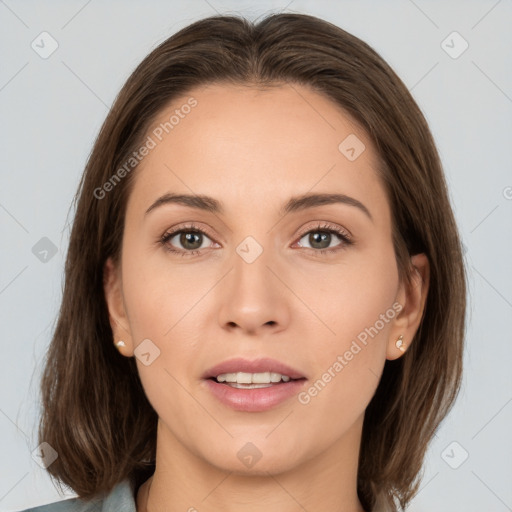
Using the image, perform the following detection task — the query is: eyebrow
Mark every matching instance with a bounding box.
[145,192,373,221]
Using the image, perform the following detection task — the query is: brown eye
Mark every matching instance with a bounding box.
[161,230,212,252]
[300,231,337,250]
[177,231,204,250]
[296,225,351,253]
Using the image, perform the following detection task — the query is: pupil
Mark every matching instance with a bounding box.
[181,232,202,250]
[310,231,330,249]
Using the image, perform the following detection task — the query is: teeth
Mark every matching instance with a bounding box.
[227,382,274,389]
[216,371,292,384]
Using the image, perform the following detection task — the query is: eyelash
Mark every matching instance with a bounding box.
[159,222,353,258]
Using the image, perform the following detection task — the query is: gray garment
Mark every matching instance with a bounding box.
[16,478,390,512]
[16,479,136,512]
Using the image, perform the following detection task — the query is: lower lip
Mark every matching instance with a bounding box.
[203,378,307,412]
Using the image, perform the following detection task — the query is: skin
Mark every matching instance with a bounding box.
[103,83,429,512]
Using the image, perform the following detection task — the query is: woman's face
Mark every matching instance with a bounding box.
[105,83,423,475]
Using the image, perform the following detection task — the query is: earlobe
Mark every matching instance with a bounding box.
[395,334,405,352]
[386,253,430,360]
[103,257,134,356]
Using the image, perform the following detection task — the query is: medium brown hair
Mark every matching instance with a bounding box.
[37,12,466,511]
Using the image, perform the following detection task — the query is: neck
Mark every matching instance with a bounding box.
[138,417,366,512]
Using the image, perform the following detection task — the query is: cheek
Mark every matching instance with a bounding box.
[120,243,207,341]
[293,233,398,347]
[121,250,206,435]
[293,243,398,419]
[119,244,209,404]
[294,308,393,446]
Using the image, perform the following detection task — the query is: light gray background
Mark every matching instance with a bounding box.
[1,1,511,510]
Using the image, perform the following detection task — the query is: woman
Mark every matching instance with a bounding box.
[20,11,466,512]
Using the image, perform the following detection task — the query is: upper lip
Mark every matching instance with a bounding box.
[202,357,306,380]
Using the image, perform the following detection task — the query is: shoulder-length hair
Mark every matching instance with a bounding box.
[38,12,466,511]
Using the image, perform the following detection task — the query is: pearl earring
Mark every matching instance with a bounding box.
[115,340,126,350]
[395,335,405,352]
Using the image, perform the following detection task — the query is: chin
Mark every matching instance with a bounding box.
[201,439,306,476]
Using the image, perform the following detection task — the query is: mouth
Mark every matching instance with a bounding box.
[202,356,306,381]
[201,357,307,412]
[207,371,305,389]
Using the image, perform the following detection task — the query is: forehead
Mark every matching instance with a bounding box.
[126,82,389,223]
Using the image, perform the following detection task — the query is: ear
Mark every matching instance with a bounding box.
[103,256,134,357]
[386,253,430,360]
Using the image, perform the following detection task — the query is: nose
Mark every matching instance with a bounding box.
[217,244,290,336]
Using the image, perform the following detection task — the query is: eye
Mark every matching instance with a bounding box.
[159,221,353,258]
[159,223,218,257]
[295,222,353,255]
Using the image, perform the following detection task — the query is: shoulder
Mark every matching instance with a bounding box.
[15,498,95,512]
[14,479,137,512]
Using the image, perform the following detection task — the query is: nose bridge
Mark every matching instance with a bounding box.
[231,234,275,305]
[217,232,289,332]
[234,234,271,290]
